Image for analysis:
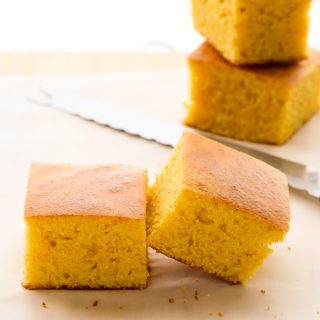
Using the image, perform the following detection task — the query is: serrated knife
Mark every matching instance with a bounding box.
[28,88,320,199]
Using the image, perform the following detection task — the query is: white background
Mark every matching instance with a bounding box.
[0,0,318,52]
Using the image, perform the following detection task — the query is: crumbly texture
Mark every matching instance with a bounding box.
[191,0,311,65]
[147,132,290,284]
[185,43,320,145]
[23,163,149,289]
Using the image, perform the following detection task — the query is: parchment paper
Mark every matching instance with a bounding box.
[0,71,319,319]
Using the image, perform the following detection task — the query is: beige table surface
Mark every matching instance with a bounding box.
[0,52,186,75]
[0,71,320,319]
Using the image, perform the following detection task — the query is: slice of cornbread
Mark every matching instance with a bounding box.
[185,43,320,145]
[191,0,311,65]
[147,132,290,284]
[23,163,149,289]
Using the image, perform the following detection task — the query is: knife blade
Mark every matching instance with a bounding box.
[28,88,320,199]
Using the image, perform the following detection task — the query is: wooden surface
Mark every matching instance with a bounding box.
[0,52,186,75]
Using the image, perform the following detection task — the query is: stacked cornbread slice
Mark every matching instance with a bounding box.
[186,0,320,144]
[186,43,320,144]
[23,163,149,289]
[191,0,311,65]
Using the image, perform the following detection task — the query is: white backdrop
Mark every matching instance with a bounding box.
[0,0,318,52]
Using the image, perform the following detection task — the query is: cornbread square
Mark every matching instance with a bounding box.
[185,43,320,145]
[147,132,290,284]
[23,163,149,289]
[191,0,311,65]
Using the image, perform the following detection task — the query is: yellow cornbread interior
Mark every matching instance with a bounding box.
[191,0,237,63]
[147,144,285,284]
[191,0,311,65]
[284,69,320,140]
[185,59,320,145]
[23,216,148,289]
[147,142,184,235]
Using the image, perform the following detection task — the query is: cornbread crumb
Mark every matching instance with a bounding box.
[147,132,290,283]
[183,298,189,304]
[41,302,47,309]
[92,300,98,307]
[23,164,149,289]
[194,290,200,301]
[218,311,223,317]
[260,289,266,295]
[180,286,188,293]
[209,312,214,317]
[186,43,320,144]
[168,298,175,304]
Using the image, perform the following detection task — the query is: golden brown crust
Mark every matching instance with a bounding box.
[189,42,320,86]
[24,163,147,219]
[181,132,290,232]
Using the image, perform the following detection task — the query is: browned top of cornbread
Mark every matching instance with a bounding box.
[189,42,320,86]
[25,163,147,219]
[181,132,290,232]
